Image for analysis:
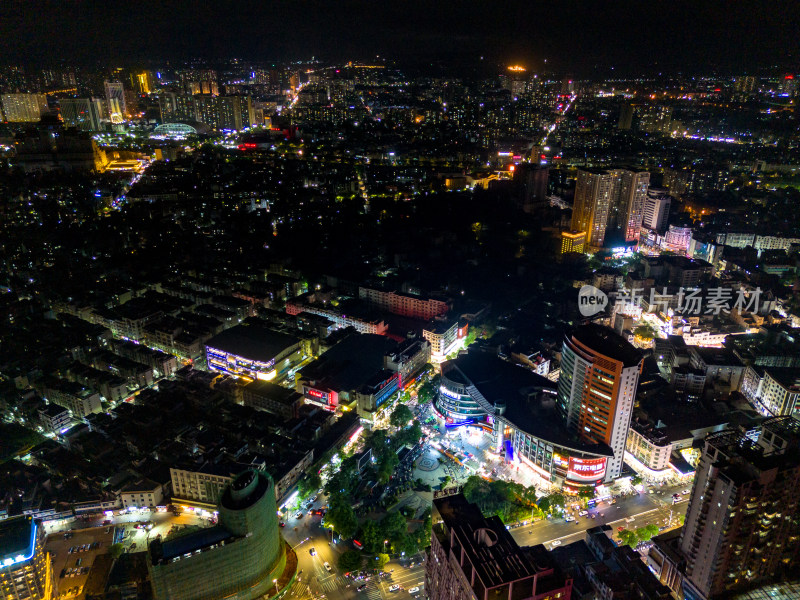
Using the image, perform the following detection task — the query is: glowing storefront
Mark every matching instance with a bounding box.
[205,324,304,383]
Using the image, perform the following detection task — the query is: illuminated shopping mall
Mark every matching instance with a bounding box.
[434,349,615,492]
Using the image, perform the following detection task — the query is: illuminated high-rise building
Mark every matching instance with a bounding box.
[571,167,649,248]
[59,98,105,132]
[1,93,48,122]
[680,417,800,600]
[132,71,154,94]
[641,188,671,232]
[560,230,586,254]
[557,324,643,482]
[617,168,650,242]
[0,516,54,600]
[104,80,126,121]
[571,168,618,248]
[194,95,254,131]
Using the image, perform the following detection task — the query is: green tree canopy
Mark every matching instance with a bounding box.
[109,543,124,559]
[325,494,359,539]
[298,472,322,500]
[381,511,408,542]
[375,553,390,570]
[618,529,638,548]
[338,550,363,573]
[359,520,384,554]
[390,404,414,428]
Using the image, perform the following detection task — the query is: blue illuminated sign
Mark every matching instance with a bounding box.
[1,520,36,567]
[505,440,514,461]
[445,419,473,429]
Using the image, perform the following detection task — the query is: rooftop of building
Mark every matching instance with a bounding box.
[298,332,397,392]
[151,524,233,565]
[40,403,70,417]
[570,323,643,368]
[433,494,567,590]
[690,346,744,367]
[763,366,800,391]
[0,516,36,565]
[120,478,160,495]
[242,380,303,405]
[205,323,300,363]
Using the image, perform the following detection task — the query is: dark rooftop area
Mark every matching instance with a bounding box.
[572,323,643,367]
[205,323,300,363]
[0,516,35,564]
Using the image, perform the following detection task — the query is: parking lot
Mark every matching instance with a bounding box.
[45,526,115,598]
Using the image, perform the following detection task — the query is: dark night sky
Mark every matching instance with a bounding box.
[1,0,798,74]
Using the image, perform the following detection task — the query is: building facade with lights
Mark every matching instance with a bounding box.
[358,286,449,320]
[557,324,643,483]
[295,332,398,420]
[560,230,586,254]
[680,417,800,600]
[148,470,295,600]
[205,324,305,383]
[0,516,53,600]
[434,350,614,491]
[423,319,468,364]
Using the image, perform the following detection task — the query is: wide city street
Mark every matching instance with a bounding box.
[281,493,426,600]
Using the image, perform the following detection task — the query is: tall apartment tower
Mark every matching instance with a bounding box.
[679,417,800,600]
[557,324,643,482]
[641,188,671,232]
[194,95,254,131]
[618,103,634,129]
[571,168,649,247]
[618,169,650,242]
[104,80,126,121]
[572,168,619,248]
[59,98,105,132]
[0,93,48,122]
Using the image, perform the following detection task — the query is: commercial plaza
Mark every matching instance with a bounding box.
[431,326,646,494]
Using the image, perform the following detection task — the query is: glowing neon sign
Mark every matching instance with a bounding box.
[445,419,473,429]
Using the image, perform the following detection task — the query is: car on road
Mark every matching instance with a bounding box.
[295,512,303,519]
[550,540,562,547]
[409,587,420,594]
[357,584,368,592]
[681,489,689,495]
[309,547,316,556]
[324,561,332,572]
[279,522,285,527]
[389,584,400,592]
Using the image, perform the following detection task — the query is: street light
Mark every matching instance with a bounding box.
[272,578,278,594]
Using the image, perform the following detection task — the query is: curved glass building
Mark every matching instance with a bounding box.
[433,350,615,490]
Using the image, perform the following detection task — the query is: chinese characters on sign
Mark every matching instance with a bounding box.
[613,287,762,315]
